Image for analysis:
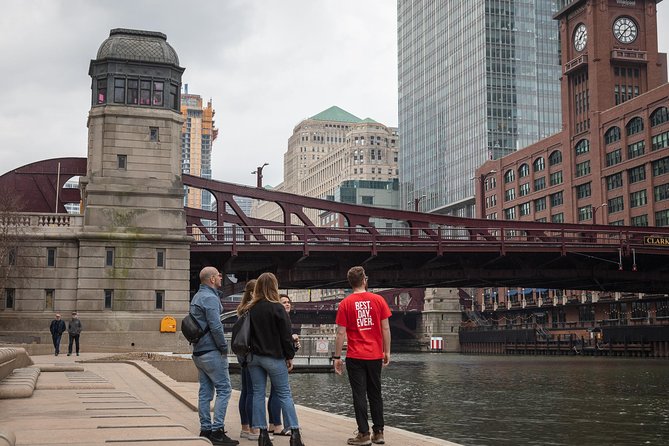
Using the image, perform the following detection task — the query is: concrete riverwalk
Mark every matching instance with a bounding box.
[0,350,460,446]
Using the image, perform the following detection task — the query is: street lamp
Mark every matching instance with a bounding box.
[592,203,607,225]
[470,170,497,218]
[409,194,427,212]
[251,163,269,188]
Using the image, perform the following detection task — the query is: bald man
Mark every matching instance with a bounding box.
[190,266,238,445]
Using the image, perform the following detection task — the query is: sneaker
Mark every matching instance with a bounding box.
[200,430,212,439]
[371,431,385,444]
[347,431,371,446]
[76,353,80,356]
[240,431,249,439]
[246,431,259,440]
[210,429,240,445]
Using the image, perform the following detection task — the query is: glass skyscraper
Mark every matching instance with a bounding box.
[398,0,562,216]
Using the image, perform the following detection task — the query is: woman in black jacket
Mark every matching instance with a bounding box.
[243,272,305,446]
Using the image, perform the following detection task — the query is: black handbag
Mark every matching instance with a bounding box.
[231,311,252,366]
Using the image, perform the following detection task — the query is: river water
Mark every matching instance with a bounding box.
[232,354,669,446]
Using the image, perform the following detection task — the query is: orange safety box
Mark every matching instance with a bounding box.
[160,316,177,333]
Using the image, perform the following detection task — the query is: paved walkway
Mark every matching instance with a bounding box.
[0,352,460,446]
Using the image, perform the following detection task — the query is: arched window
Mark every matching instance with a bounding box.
[575,139,590,155]
[504,169,515,183]
[604,126,621,144]
[518,163,530,178]
[626,117,644,136]
[533,157,545,172]
[549,150,562,166]
[650,106,669,127]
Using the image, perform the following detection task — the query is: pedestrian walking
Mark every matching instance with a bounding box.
[190,266,239,446]
[334,266,391,445]
[67,312,83,356]
[49,313,66,356]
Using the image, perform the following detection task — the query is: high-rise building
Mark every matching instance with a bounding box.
[254,106,399,223]
[180,87,217,210]
[397,1,562,217]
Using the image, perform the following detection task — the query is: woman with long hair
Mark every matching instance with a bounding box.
[246,272,305,446]
[237,279,260,440]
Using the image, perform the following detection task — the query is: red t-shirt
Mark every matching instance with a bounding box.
[335,291,392,360]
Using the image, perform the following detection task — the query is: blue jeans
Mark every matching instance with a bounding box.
[192,351,232,431]
[267,385,282,426]
[239,365,254,425]
[248,355,299,430]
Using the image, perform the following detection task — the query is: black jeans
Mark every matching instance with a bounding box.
[345,357,384,434]
[51,334,62,354]
[68,334,80,354]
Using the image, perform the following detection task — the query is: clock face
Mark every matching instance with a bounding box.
[573,23,587,52]
[613,17,638,44]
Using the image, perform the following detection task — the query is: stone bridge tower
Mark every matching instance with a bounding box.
[77,29,191,349]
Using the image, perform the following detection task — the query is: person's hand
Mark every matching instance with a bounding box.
[334,358,344,375]
[382,352,390,367]
[286,359,294,372]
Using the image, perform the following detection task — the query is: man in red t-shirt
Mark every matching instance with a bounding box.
[334,266,391,446]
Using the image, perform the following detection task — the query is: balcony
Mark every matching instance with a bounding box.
[564,54,588,75]
[611,49,647,64]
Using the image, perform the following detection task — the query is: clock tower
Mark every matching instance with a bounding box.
[556,0,667,136]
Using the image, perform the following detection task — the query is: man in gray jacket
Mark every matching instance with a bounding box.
[190,266,238,446]
[67,312,82,356]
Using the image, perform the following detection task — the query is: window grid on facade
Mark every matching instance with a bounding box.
[157,249,165,268]
[504,188,516,201]
[608,196,624,214]
[519,183,530,196]
[574,139,589,155]
[518,164,530,178]
[577,205,593,221]
[550,171,563,186]
[654,183,669,202]
[606,149,622,166]
[45,289,54,310]
[630,190,648,208]
[47,248,56,267]
[550,191,564,207]
[656,209,669,226]
[607,173,623,190]
[534,197,546,212]
[105,248,114,267]
[614,66,641,105]
[533,157,545,172]
[576,182,591,199]
[628,165,646,183]
[5,289,15,309]
[604,126,621,144]
[104,289,113,309]
[504,207,516,220]
[551,213,564,223]
[519,202,531,216]
[534,177,546,191]
[652,131,669,151]
[631,214,648,226]
[575,160,591,177]
[155,290,164,310]
[504,170,515,183]
[549,150,562,166]
[150,127,159,142]
[117,155,127,170]
[8,248,17,266]
[653,157,669,176]
[650,106,669,127]
[627,141,645,159]
[626,116,644,135]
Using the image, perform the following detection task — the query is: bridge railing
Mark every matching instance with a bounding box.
[189,224,662,253]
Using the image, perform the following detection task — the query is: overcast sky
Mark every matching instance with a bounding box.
[1,1,668,187]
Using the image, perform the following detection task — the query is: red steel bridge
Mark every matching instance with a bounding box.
[4,157,669,293]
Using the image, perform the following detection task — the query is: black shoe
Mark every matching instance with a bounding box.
[199,430,211,439]
[210,429,239,445]
[258,429,273,446]
[289,429,305,446]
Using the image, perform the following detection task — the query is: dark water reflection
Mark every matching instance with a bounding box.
[231,354,669,445]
